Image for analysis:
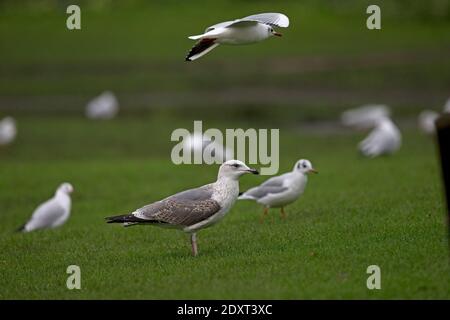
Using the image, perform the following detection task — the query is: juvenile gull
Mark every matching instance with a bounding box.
[0,116,17,146]
[239,159,317,221]
[106,160,258,256]
[185,12,289,61]
[18,183,74,232]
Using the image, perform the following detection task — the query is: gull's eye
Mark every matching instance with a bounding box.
[231,163,240,168]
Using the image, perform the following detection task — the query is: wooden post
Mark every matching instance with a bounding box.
[435,114,450,246]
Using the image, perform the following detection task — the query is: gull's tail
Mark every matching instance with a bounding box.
[238,192,257,201]
[185,38,219,61]
[16,223,26,232]
[105,213,142,227]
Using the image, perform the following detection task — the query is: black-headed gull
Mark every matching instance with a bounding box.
[85,91,119,120]
[0,116,17,146]
[239,159,317,221]
[106,160,258,256]
[358,117,401,157]
[185,12,290,61]
[18,183,74,232]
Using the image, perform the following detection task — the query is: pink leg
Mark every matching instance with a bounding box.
[191,233,198,257]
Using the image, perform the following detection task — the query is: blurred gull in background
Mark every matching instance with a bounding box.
[184,132,233,163]
[358,117,402,158]
[186,12,289,61]
[18,183,74,232]
[0,116,17,146]
[417,97,450,135]
[239,159,317,221]
[341,104,391,130]
[418,110,440,134]
[85,91,119,120]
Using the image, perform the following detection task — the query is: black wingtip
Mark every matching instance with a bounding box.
[16,224,25,232]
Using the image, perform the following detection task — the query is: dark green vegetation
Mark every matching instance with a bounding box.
[0,0,449,299]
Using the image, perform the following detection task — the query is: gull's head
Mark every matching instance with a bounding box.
[294,159,318,175]
[57,182,74,195]
[218,160,259,180]
[267,25,282,37]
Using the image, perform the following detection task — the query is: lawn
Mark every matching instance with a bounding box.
[0,0,449,299]
[0,116,448,299]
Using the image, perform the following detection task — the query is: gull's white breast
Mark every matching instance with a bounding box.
[183,178,239,233]
[217,24,269,45]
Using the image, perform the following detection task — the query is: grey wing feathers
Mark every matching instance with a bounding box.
[244,185,288,199]
[241,13,290,28]
[134,185,221,227]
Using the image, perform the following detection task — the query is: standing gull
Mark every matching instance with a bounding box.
[18,183,74,232]
[185,12,289,61]
[239,159,317,221]
[0,116,17,146]
[106,160,258,256]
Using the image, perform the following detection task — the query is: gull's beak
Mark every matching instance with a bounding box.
[309,169,318,174]
[273,32,283,37]
[247,168,259,175]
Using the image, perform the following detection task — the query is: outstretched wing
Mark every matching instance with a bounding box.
[241,13,290,28]
[205,13,289,32]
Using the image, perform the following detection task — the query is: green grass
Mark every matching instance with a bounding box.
[0,116,448,299]
[0,0,449,299]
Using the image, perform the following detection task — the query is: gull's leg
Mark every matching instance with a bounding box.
[259,207,269,223]
[191,233,198,257]
[280,207,287,219]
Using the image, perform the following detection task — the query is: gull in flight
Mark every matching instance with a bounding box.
[185,12,290,61]
[239,159,317,221]
[106,160,258,256]
[18,183,74,232]
[0,116,17,146]
[358,117,402,158]
[85,91,119,120]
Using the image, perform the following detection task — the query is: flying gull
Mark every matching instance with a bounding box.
[18,183,74,232]
[185,12,290,61]
[0,116,17,146]
[106,160,258,256]
[239,159,317,221]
